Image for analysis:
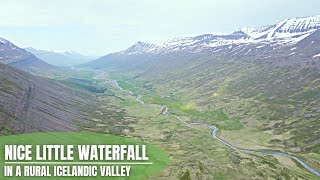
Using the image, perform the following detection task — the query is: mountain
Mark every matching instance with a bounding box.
[80,15,320,154]
[26,47,96,66]
[0,37,58,75]
[0,63,94,134]
[83,15,320,69]
[241,15,320,39]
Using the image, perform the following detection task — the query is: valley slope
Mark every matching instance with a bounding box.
[0,63,94,134]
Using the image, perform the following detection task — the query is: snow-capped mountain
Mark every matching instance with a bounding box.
[241,15,320,39]
[0,37,56,74]
[26,47,96,66]
[110,15,320,60]
[0,37,33,64]
[118,41,159,55]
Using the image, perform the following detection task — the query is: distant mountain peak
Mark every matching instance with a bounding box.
[132,41,157,47]
[0,37,9,44]
[25,47,83,56]
[0,37,34,64]
[25,47,95,66]
[119,41,159,55]
[240,15,320,40]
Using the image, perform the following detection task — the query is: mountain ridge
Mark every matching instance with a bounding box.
[25,47,95,66]
[83,15,320,63]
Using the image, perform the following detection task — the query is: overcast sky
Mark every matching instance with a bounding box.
[0,0,319,55]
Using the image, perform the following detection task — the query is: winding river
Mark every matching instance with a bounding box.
[175,116,320,177]
[111,79,320,177]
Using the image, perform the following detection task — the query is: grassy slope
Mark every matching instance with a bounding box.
[107,58,320,152]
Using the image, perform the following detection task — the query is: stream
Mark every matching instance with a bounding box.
[175,116,320,177]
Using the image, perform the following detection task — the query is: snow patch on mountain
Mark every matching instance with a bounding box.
[241,25,274,39]
[241,15,320,40]
[314,53,320,58]
[0,38,8,44]
[277,16,320,33]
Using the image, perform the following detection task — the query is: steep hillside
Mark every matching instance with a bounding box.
[0,64,94,134]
